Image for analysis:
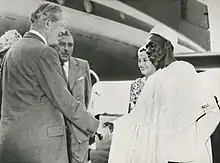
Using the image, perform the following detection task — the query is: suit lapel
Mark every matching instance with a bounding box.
[68,57,79,92]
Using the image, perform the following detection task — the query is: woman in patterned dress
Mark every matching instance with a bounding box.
[128,45,156,113]
[103,45,157,162]
[103,45,156,129]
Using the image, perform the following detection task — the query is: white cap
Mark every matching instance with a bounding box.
[149,24,178,49]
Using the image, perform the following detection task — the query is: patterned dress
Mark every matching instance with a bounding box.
[128,77,146,113]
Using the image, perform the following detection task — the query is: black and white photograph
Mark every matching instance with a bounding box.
[0,0,219,163]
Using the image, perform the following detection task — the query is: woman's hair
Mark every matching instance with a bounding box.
[135,45,145,59]
[137,45,145,54]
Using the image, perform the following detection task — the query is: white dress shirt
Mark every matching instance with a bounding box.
[29,29,47,45]
[63,61,69,80]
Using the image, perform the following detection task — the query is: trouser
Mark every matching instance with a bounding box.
[211,96,220,163]
[88,149,91,161]
[211,120,220,163]
[66,120,89,163]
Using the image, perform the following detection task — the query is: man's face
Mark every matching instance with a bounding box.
[46,12,66,45]
[58,35,74,63]
[144,34,165,69]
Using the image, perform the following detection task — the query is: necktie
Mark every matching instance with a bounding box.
[61,62,67,83]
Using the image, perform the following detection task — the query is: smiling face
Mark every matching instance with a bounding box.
[137,49,156,77]
[57,34,74,63]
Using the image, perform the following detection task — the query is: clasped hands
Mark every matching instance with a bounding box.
[95,114,114,140]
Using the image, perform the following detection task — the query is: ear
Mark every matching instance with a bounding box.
[44,18,52,30]
[164,44,173,66]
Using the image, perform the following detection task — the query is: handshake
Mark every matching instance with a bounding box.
[95,132,104,140]
[94,114,115,140]
[102,121,114,133]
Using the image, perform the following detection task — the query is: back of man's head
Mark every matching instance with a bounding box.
[30,2,62,29]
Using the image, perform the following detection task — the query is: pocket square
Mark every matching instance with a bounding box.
[78,76,84,81]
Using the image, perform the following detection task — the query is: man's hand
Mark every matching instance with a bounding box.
[96,133,104,140]
[103,121,114,133]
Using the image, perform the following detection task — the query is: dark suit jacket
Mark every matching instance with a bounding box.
[0,32,99,163]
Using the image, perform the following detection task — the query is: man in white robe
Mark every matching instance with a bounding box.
[108,25,220,163]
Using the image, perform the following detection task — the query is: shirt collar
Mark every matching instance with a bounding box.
[63,60,69,67]
[29,29,47,45]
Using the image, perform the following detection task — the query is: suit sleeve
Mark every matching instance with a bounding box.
[35,47,99,137]
[84,61,92,108]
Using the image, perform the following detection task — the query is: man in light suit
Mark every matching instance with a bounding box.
[52,29,94,163]
[0,2,99,163]
[56,29,92,109]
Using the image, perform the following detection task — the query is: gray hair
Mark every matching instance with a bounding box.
[30,2,62,28]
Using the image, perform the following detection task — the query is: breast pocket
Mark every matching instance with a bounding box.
[76,76,85,88]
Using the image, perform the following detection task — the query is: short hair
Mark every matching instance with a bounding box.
[58,29,73,41]
[30,2,62,25]
[58,29,72,38]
